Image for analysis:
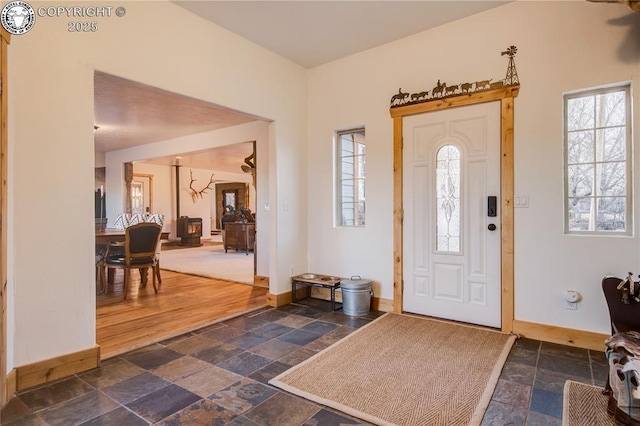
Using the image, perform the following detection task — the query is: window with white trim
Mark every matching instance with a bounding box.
[564,84,632,234]
[337,128,365,226]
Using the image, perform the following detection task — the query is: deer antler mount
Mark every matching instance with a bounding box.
[189,170,215,202]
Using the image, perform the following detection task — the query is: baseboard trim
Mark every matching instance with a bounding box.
[5,368,16,399]
[16,346,100,391]
[254,275,269,288]
[372,296,394,312]
[512,320,608,352]
[267,291,292,308]
[310,287,343,303]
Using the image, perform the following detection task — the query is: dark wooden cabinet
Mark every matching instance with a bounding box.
[224,222,255,255]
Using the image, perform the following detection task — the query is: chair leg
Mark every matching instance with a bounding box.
[123,269,129,300]
[152,265,160,294]
[139,268,148,289]
[152,266,157,294]
[95,265,101,293]
[98,265,106,294]
[155,259,162,284]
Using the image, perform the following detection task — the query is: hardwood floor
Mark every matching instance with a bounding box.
[96,269,267,360]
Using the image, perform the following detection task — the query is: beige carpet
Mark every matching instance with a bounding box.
[159,244,253,285]
[562,380,614,426]
[269,313,515,426]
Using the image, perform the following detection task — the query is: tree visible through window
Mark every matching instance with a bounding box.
[564,84,631,234]
[337,128,365,226]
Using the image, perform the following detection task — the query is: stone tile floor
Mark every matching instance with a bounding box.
[1,299,608,425]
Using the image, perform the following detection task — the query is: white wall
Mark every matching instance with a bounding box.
[307,1,640,334]
[131,163,252,238]
[8,1,306,369]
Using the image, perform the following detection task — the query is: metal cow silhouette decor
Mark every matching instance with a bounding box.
[390,46,520,109]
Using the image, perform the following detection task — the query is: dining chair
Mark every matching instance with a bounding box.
[112,213,131,230]
[146,214,165,284]
[95,243,108,294]
[105,222,162,299]
[602,275,640,396]
[602,275,640,335]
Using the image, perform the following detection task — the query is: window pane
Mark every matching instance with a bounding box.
[567,164,594,197]
[567,197,593,231]
[567,130,594,164]
[337,128,365,227]
[598,126,626,162]
[356,155,365,178]
[341,138,354,155]
[598,162,626,197]
[357,202,365,226]
[564,85,630,234]
[436,145,461,253]
[596,91,626,127]
[597,197,626,231]
[567,96,595,131]
[357,178,365,202]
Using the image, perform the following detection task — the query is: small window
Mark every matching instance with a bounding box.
[436,145,461,252]
[564,84,632,234]
[337,128,365,226]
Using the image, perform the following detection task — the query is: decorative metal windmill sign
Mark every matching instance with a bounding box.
[390,46,520,108]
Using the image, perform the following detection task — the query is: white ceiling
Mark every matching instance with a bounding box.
[173,1,511,68]
[95,1,511,171]
[94,71,261,172]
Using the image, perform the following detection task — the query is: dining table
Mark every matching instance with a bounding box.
[95,228,170,244]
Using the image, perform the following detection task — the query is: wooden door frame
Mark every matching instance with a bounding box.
[1,28,10,406]
[390,86,519,332]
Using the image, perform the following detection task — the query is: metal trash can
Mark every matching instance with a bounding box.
[340,276,373,316]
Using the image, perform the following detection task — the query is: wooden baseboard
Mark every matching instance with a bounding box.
[5,368,16,399]
[372,296,394,312]
[16,346,100,391]
[512,320,608,352]
[310,287,343,302]
[254,275,269,288]
[267,291,292,308]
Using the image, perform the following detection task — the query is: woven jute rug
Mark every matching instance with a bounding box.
[562,380,614,426]
[269,313,515,426]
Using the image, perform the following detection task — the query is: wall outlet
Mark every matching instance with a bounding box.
[566,301,578,310]
[514,195,529,208]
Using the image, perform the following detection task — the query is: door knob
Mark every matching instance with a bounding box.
[488,224,497,231]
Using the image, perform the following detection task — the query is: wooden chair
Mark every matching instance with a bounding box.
[602,275,640,396]
[602,275,640,335]
[105,222,162,299]
[95,243,108,294]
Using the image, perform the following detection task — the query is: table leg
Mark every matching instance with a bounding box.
[292,281,298,303]
[331,287,335,311]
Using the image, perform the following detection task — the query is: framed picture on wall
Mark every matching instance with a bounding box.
[223,189,238,211]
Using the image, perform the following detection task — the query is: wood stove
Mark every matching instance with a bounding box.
[177,216,202,246]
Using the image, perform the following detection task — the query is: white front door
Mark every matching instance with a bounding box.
[402,102,501,328]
